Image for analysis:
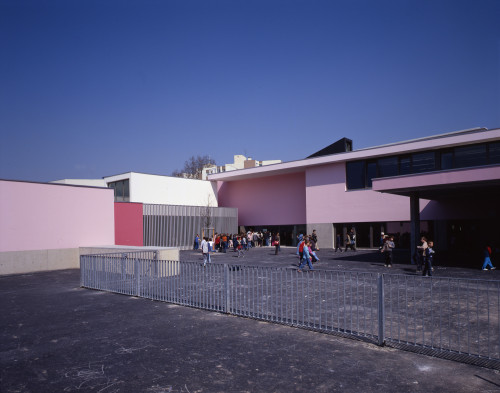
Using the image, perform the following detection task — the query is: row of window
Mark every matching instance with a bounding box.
[346,141,500,190]
[108,179,130,202]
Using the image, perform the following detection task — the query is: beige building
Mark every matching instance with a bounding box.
[202,154,281,180]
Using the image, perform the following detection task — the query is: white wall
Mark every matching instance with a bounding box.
[104,172,218,206]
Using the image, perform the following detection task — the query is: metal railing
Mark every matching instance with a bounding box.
[80,254,500,369]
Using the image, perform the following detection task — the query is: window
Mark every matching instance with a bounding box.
[411,152,435,173]
[366,161,377,187]
[399,156,411,175]
[377,156,399,178]
[108,179,130,202]
[489,142,500,164]
[440,150,454,170]
[454,144,487,168]
[345,140,500,190]
[346,161,365,190]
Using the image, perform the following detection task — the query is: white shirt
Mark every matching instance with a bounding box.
[201,240,208,253]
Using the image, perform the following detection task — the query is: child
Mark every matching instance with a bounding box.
[207,238,214,264]
[237,237,244,258]
[298,241,314,272]
[422,241,435,276]
[309,244,320,263]
[482,245,496,271]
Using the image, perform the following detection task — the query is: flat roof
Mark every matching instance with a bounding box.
[209,127,500,182]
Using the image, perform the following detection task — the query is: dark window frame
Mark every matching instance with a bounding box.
[345,141,500,190]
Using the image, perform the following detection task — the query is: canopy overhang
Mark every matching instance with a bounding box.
[372,165,500,200]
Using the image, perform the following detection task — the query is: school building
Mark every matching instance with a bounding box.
[210,127,500,264]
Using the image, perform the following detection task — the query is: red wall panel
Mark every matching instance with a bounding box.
[114,202,143,246]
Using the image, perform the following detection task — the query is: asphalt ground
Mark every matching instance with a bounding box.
[2,248,500,392]
[180,246,498,280]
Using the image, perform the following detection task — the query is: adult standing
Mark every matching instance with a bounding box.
[311,230,319,251]
[382,235,395,267]
[221,233,227,253]
[233,234,238,252]
[416,236,428,272]
[194,234,200,250]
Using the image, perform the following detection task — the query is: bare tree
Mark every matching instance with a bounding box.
[201,194,215,239]
[172,155,216,179]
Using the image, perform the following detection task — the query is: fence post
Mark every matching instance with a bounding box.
[80,255,84,287]
[377,273,385,346]
[135,258,141,297]
[224,264,230,314]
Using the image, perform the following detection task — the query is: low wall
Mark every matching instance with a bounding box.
[80,246,179,262]
[0,248,81,276]
[0,246,180,276]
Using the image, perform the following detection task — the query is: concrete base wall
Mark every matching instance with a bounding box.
[80,246,180,262]
[0,248,81,276]
[1,246,180,276]
[307,223,334,249]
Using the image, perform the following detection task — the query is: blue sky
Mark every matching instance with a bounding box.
[1,0,499,182]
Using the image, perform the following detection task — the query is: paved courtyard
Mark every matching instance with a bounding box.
[2,249,500,392]
[180,246,497,280]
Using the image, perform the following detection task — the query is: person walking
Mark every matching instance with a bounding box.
[274,233,280,255]
[298,237,306,265]
[207,237,214,264]
[296,233,304,255]
[201,237,209,266]
[345,229,356,251]
[482,245,496,271]
[335,233,343,252]
[298,241,314,272]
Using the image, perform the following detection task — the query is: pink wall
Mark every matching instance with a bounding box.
[217,162,488,227]
[0,180,115,252]
[305,163,417,223]
[217,173,306,225]
[115,202,143,246]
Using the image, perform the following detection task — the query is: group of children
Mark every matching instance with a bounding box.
[199,229,496,274]
[296,233,320,272]
[198,232,285,266]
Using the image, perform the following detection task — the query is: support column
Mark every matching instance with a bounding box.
[410,192,420,264]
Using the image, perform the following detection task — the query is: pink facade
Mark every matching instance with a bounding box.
[217,172,306,225]
[213,129,500,229]
[305,163,414,223]
[0,180,115,252]
[115,202,143,246]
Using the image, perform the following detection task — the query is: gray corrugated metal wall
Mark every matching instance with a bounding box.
[143,204,238,249]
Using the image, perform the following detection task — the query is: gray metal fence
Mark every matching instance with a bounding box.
[143,204,238,249]
[80,254,500,369]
